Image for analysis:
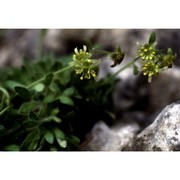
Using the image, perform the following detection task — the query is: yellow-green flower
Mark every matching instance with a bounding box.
[136,33,177,83]
[73,45,92,61]
[142,61,159,83]
[70,45,100,80]
[138,44,156,61]
[160,48,176,68]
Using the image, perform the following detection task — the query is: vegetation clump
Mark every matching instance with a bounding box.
[0,32,176,151]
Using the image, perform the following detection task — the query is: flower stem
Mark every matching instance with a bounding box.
[93,49,111,55]
[27,65,73,89]
[107,56,140,80]
[0,106,11,116]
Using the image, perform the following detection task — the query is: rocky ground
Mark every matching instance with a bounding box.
[1,29,180,151]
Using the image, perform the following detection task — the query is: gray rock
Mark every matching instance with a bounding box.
[112,67,180,130]
[81,120,140,151]
[0,30,40,67]
[132,101,180,151]
[146,67,180,116]
[111,121,140,150]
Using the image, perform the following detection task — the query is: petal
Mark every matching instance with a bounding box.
[74,47,78,54]
[83,45,87,52]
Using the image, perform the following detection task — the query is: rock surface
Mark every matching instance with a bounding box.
[0,30,40,66]
[112,67,180,130]
[81,101,180,151]
[81,120,140,151]
[131,101,180,151]
[146,68,180,115]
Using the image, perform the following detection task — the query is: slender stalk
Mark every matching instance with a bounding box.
[0,87,10,105]
[53,64,73,76]
[107,56,140,80]
[0,106,10,116]
[27,56,139,89]
[93,49,111,55]
[27,65,73,89]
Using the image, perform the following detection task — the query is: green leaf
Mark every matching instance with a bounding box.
[44,130,54,144]
[63,87,75,96]
[0,125,5,137]
[53,127,65,139]
[15,86,31,98]
[57,138,67,148]
[51,116,62,123]
[43,115,62,123]
[44,73,54,86]
[133,64,139,75]
[149,32,156,45]
[28,111,39,120]
[23,120,40,128]
[44,94,56,103]
[19,101,39,114]
[6,80,24,90]
[20,128,40,150]
[51,108,60,115]
[33,83,45,92]
[49,83,59,93]
[69,135,80,144]
[28,140,39,151]
[167,48,173,55]
[36,138,45,151]
[3,144,20,151]
[59,95,74,106]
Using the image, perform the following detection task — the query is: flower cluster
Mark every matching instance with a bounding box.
[161,48,177,68]
[142,61,159,83]
[70,45,100,80]
[137,33,176,83]
[138,44,156,61]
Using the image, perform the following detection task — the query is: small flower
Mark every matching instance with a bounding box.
[142,61,159,83]
[70,45,100,80]
[160,48,176,68]
[138,44,156,61]
[73,45,92,61]
[137,42,161,83]
[136,32,177,83]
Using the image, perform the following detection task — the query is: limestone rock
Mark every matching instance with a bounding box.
[81,120,140,151]
[146,67,180,115]
[0,30,40,67]
[132,101,180,151]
